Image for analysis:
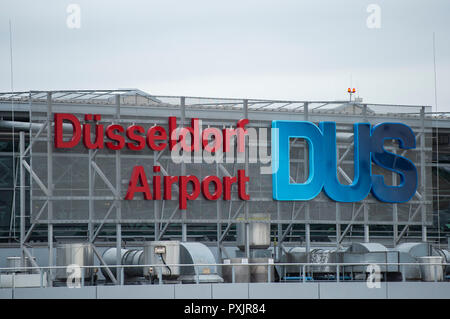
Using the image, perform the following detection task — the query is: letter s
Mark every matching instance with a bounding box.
[370,123,417,203]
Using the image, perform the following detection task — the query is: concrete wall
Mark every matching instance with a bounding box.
[1,282,449,299]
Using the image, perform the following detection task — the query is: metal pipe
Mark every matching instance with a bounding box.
[305,224,311,263]
[0,120,77,132]
[101,247,144,278]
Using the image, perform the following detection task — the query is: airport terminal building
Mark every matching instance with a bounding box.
[0,89,449,299]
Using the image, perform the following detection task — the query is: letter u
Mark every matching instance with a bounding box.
[83,123,104,149]
[321,122,372,202]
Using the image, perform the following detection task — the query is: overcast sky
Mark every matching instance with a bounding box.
[0,0,449,111]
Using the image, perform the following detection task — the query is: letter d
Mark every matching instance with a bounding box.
[54,113,81,148]
[272,121,324,201]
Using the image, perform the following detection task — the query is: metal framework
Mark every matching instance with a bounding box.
[0,90,442,286]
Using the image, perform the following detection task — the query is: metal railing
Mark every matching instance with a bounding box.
[0,261,448,288]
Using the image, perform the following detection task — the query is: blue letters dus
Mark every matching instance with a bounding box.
[272,121,418,203]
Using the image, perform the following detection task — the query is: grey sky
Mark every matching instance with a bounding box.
[0,0,449,110]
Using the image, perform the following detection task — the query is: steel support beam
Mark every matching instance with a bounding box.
[180,96,187,242]
[24,121,47,156]
[23,204,45,242]
[19,131,25,265]
[154,151,160,240]
[276,201,281,261]
[90,202,116,243]
[243,99,250,258]
[305,223,311,263]
[158,205,180,240]
[279,203,306,243]
[303,102,311,262]
[336,203,341,250]
[338,204,365,244]
[114,94,122,285]
[91,161,118,196]
[22,161,49,196]
[88,149,94,242]
[420,106,427,242]
[46,92,54,286]
[92,245,117,284]
[395,204,422,245]
[23,246,40,269]
[216,162,222,259]
[219,202,245,243]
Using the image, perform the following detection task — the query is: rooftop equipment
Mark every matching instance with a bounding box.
[222,257,275,283]
[179,242,223,283]
[249,258,275,283]
[143,241,180,281]
[279,247,308,277]
[100,241,223,284]
[236,213,271,250]
[222,258,251,283]
[277,247,344,280]
[394,242,431,280]
[101,248,144,279]
[434,249,450,276]
[56,243,94,280]
[343,243,399,274]
[417,256,444,282]
[6,256,37,274]
[309,249,342,273]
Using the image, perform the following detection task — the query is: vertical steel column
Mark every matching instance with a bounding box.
[243,99,250,258]
[335,119,341,250]
[28,92,33,246]
[154,151,160,240]
[305,224,311,263]
[364,219,370,243]
[393,207,398,245]
[19,131,25,264]
[364,202,370,243]
[115,94,122,284]
[420,106,427,242]
[392,147,398,245]
[47,92,53,286]
[276,202,281,261]
[88,149,93,241]
[336,204,341,250]
[362,104,370,243]
[216,162,222,259]
[304,103,311,262]
[180,97,187,242]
